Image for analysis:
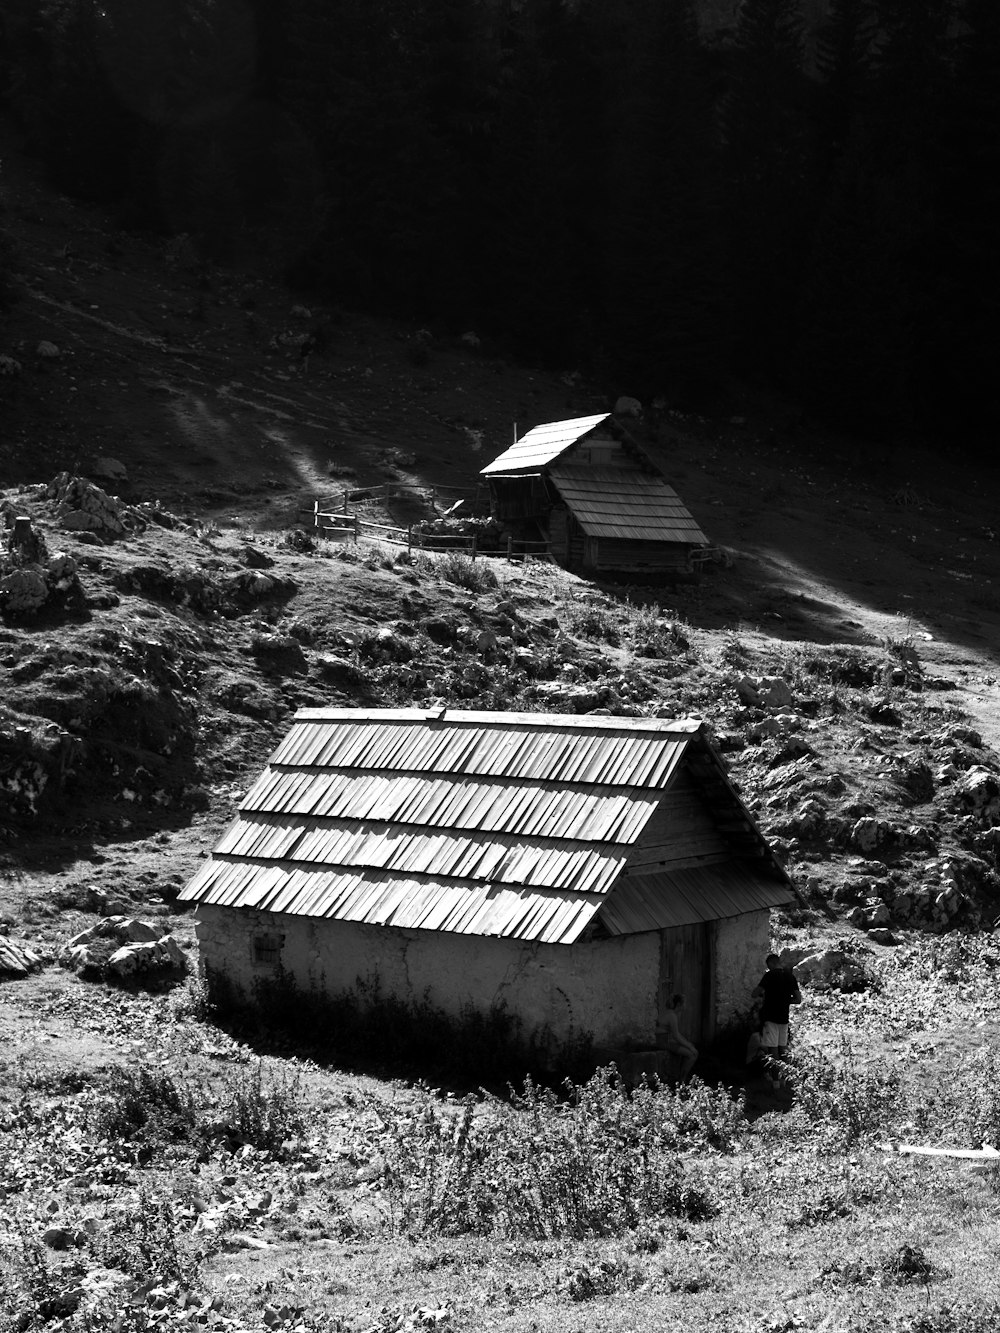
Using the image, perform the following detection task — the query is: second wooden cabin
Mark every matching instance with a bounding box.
[480,413,709,576]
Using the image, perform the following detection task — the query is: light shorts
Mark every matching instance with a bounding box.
[761,1021,789,1049]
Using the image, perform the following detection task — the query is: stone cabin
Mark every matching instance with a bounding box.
[180,709,794,1065]
[480,413,709,576]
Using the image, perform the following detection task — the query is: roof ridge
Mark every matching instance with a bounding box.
[290,708,705,734]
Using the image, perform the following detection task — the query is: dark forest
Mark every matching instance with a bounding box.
[0,0,996,441]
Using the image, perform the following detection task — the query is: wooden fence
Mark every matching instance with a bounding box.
[306,480,492,518]
[312,505,551,561]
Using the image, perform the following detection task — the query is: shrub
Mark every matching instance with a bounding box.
[91,1066,198,1150]
[211,1062,305,1157]
[381,1070,724,1239]
[910,1044,1000,1151]
[780,1041,902,1145]
[434,551,500,593]
[95,1191,189,1284]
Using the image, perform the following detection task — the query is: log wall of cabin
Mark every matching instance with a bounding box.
[586,537,692,574]
[625,770,732,872]
[488,475,548,522]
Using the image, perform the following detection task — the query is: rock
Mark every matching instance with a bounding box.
[756,713,801,738]
[240,545,274,570]
[90,457,128,483]
[863,899,891,927]
[460,331,481,349]
[868,698,903,726]
[47,473,127,537]
[60,916,171,976]
[613,395,643,417]
[36,341,61,358]
[0,354,23,376]
[45,552,79,592]
[891,757,935,805]
[42,1227,77,1250]
[737,676,793,709]
[0,939,44,978]
[850,817,903,858]
[224,570,297,607]
[67,918,161,950]
[106,935,185,977]
[0,567,48,614]
[952,767,1000,815]
[250,633,308,676]
[794,948,868,991]
[924,676,957,691]
[867,927,898,945]
[311,655,367,690]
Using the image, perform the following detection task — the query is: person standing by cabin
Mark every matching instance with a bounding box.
[660,993,698,1082]
[752,954,802,1083]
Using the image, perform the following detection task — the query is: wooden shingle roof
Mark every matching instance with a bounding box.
[547,466,708,545]
[480,414,612,476]
[180,709,793,942]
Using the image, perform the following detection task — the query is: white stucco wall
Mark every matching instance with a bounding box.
[195,905,662,1051]
[713,909,771,1030]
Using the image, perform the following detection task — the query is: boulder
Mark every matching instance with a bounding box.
[0,938,44,978]
[89,458,128,483]
[756,713,801,738]
[106,936,185,977]
[952,767,1000,816]
[613,395,643,418]
[850,817,903,858]
[0,567,48,614]
[250,633,308,676]
[66,917,162,950]
[867,927,898,946]
[311,654,367,690]
[240,544,274,570]
[47,473,127,537]
[737,676,794,710]
[793,948,868,991]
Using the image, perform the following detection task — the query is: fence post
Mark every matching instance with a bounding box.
[407,524,412,555]
[354,514,360,543]
[342,490,348,513]
[506,534,513,560]
[313,499,319,532]
[471,534,477,561]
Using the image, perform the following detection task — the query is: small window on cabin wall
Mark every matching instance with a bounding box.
[252,933,284,968]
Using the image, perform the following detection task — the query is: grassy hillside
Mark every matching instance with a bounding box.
[1,123,1000,1333]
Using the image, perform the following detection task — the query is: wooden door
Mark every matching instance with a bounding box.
[657,924,714,1048]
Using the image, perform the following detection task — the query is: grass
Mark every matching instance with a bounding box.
[2,1011,1000,1332]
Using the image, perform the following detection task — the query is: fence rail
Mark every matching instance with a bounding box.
[309,480,490,515]
[313,506,551,561]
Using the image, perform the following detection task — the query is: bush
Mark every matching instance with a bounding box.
[92,1066,198,1150]
[434,551,500,593]
[381,1070,727,1239]
[780,1040,902,1145]
[211,1062,305,1157]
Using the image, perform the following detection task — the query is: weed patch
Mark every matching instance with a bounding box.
[381,1072,728,1240]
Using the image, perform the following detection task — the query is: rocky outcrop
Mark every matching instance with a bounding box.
[0,937,44,978]
[47,473,129,537]
[60,917,186,981]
